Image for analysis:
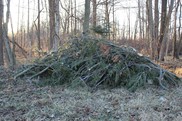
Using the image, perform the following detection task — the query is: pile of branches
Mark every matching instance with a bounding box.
[14,37,181,91]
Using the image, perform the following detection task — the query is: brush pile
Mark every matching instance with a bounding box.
[14,37,181,91]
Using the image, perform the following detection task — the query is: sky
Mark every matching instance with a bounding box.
[4,0,138,34]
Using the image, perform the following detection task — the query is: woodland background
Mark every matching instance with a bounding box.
[0,0,182,67]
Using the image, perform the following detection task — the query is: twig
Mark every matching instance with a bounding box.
[14,66,34,80]
[158,69,169,90]
[28,61,58,80]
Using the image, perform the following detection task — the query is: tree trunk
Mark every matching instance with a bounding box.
[92,0,97,28]
[48,0,55,50]
[83,0,91,36]
[138,0,142,39]
[159,0,174,61]
[4,0,14,67]
[53,0,60,51]
[27,0,32,57]
[38,0,41,57]
[74,0,77,35]
[154,0,159,38]
[154,0,159,58]
[10,14,16,66]
[0,0,4,66]
[70,0,73,33]
[146,0,155,59]
[134,16,138,41]
[44,0,49,51]
[172,0,180,59]
[177,2,182,57]
[141,4,145,39]
[105,0,110,39]
[128,7,131,40]
[112,0,115,41]
[157,0,167,60]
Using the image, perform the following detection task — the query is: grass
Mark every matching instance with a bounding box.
[0,77,182,121]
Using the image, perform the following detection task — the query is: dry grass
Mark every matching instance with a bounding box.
[0,55,182,121]
[158,57,182,78]
[0,77,182,121]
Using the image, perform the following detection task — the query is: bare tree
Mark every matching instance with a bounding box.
[27,0,32,57]
[138,0,142,38]
[16,0,20,41]
[134,14,139,41]
[83,0,91,36]
[74,0,77,35]
[3,0,14,66]
[146,0,155,59]
[105,0,110,39]
[92,0,97,28]
[44,0,49,50]
[60,0,71,35]
[159,0,174,61]
[112,0,115,41]
[48,0,60,51]
[0,0,4,65]
[53,0,60,51]
[157,0,167,60]
[173,0,180,59]
[154,0,159,41]
[48,0,55,50]
[176,1,182,57]
[37,0,41,56]
[127,6,131,40]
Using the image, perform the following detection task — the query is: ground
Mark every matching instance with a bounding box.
[0,60,182,121]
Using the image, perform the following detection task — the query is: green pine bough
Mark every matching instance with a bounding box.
[14,37,181,92]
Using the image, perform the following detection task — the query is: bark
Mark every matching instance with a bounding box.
[0,0,4,65]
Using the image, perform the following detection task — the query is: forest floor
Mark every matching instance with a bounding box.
[0,58,182,121]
